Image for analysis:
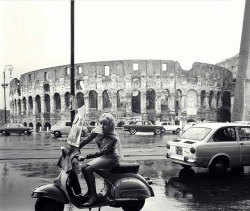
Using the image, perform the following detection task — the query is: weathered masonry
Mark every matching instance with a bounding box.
[9,60,234,131]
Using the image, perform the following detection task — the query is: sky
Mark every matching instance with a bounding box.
[0,0,246,109]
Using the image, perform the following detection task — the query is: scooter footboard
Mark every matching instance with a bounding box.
[31,184,69,204]
[111,177,153,199]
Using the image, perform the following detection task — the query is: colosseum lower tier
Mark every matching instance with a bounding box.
[9,59,235,131]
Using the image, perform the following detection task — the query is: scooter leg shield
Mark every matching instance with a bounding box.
[31,184,69,204]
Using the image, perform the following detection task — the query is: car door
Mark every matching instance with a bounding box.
[211,127,241,166]
[237,126,250,165]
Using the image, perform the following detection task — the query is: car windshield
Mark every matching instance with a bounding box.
[180,127,211,141]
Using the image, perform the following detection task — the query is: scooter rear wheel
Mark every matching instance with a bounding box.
[121,199,145,211]
[35,198,64,211]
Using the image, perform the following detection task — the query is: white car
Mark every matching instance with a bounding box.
[159,122,181,134]
[51,120,88,138]
[166,122,250,175]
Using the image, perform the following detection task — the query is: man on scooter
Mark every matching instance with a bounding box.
[79,113,123,206]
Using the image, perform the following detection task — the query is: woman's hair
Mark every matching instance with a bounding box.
[99,113,115,133]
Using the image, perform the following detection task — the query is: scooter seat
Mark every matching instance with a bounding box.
[111,162,139,173]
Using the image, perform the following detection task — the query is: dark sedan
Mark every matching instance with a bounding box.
[0,123,33,136]
[123,120,164,135]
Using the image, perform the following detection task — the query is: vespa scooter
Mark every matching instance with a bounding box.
[31,144,154,211]
[31,105,154,211]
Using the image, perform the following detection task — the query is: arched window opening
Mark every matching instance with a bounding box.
[131,90,141,113]
[89,91,98,109]
[35,95,41,113]
[201,90,206,106]
[54,93,61,111]
[23,97,27,114]
[117,89,126,109]
[222,91,231,107]
[76,92,85,108]
[44,94,50,112]
[43,84,50,92]
[103,90,111,109]
[146,88,156,110]
[28,96,33,110]
[65,92,71,108]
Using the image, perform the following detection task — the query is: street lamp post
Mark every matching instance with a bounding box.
[2,65,13,124]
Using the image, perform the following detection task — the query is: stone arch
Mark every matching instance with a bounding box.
[43,84,50,92]
[131,90,141,113]
[23,97,27,114]
[54,93,61,111]
[146,88,156,110]
[23,122,27,126]
[18,99,21,115]
[216,92,221,108]
[44,94,50,112]
[186,89,198,115]
[175,89,182,115]
[44,122,51,131]
[35,95,41,113]
[161,89,170,113]
[117,89,126,109]
[36,122,42,132]
[201,90,206,106]
[65,92,71,108]
[103,90,111,109]
[89,90,98,109]
[28,96,33,110]
[76,92,85,108]
[221,91,231,107]
[29,122,33,128]
[209,91,214,108]
[76,80,84,90]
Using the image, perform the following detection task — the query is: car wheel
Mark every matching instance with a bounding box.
[176,128,181,134]
[2,130,6,136]
[130,128,136,135]
[209,158,228,176]
[154,128,162,135]
[121,199,145,211]
[54,131,61,138]
[23,130,29,135]
[35,198,64,211]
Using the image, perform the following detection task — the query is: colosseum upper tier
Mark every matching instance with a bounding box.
[9,59,235,131]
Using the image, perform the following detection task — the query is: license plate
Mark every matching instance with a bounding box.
[176,146,182,155]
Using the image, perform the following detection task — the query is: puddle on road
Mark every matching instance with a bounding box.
[2,159,250,211]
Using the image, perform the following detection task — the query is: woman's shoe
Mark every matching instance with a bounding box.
[84,194,98,206]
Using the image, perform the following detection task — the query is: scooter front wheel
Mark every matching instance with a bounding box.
[121,199,145,211]
[35,198,64,211]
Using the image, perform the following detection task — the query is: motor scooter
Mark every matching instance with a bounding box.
[31,144,154,211]
[31,106,154,211]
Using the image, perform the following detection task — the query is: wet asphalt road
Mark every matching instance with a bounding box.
[1,131,250,211]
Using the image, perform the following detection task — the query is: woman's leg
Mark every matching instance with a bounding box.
[82,165,98,205]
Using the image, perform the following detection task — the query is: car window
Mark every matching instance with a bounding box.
[136,122,143,125]
[213,127,236,142]
[238,127,250,141]
[180,127,211,141]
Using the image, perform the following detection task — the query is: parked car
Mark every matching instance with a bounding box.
[182,122,196,132]
[51,120,88,138]
[123,120,164,135]
[158,122,181,134]
[0,123,33,136]
[166,122,250,176]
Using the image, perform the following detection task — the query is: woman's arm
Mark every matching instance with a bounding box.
[79,132,97,149]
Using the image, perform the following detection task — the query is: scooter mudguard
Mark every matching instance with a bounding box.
[111,177,153,199]
[31,184,69,204]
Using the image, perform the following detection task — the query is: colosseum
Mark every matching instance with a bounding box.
[9,59,235,132]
